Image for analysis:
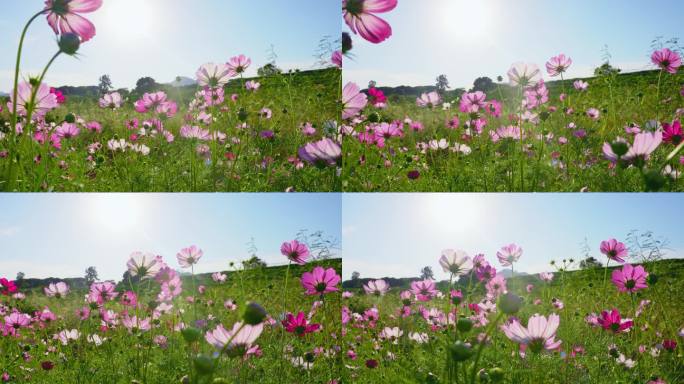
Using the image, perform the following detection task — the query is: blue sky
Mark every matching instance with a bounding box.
[342,193,684,280]
[0,0,339,91]
[0,193,341,280]
[343,0,684,88]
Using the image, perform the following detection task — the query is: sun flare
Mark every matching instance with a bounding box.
[439,0,497,40]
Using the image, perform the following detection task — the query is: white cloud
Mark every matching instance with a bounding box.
[0,225,20,237]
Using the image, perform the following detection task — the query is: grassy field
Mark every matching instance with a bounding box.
[1,68,341,192]
[342,68,684,192]
[0,254,342,383]
[340,258,684,383]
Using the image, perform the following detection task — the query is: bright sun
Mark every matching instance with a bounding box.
[99,0,160,43]
[439,0,497,40]
[82,194,149,235]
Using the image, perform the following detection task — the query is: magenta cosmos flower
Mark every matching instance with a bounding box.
[651,48,682,74]
[502,313,562,353]
[663,120,682,145]
[206,322,262,358]
[546,54,572,77]
[600,238,628,263]
[176,245,203,268]
[8,81,58,118]
[497,244,522,267]
[0,278,18,296]
[301,267,340,295]
[99,92,122,109]
[410,279,437,302]
[298,138,342,167]
[363,279,389,296]
[282,312,321,337]
[226,54,251,77]
[596,309,633,333]
[342,82,368,119]
[44,0,102,42]
[416,91,441,108]
[343,0,397,44]
[612,264,648,293]
[196,63,232,88]
[44,282,69,298]
[507,62,542,87]
[280,240,309,265]
[332,50,342,68]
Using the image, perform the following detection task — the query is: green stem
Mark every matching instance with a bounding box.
[469,312,504,384]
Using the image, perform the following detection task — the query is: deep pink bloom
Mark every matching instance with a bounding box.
[8,81,58,118]
[301,267,340,295]
[49,87,65,104]
[331,50,342,68]
[663,120,682,145]
[611,264,648,293]
[298,138,341,167]
[0,278,18,296]
[343,0,397,44]
[410,279,437,302]
[459,91,487,113]
[485,100,502,117]
[596,309,633,333]
[662,339,677,352]
[55,122,80,139]
[87,281,118,304]
[651,48,682,74]
[342,82,368,119]
[600,238,628,263]
[44,0,102,42]
[282,312,320,337]
[546,54,572,76]
[280,240,309,265]
[367,87,387,107]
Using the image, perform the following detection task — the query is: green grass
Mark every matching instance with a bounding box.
[340,259,684,383]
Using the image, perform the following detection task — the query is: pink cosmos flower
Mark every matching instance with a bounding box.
[196,63,232,88]
[126,252,162,279]
[180,125,210,141]
[343,0,397,44]
[301,122,316,136]
[459,91,487,113]
[8,81,58,118]
[539,272,554,282]
[410,279,437,302]
[50,87,65,104]
[226,54,251,77]
[416,91,441,108]
[363,279,389,296]
[600,238,628,263]
[596,309,633,333]
[439,249,473,276]
[301,267,341,295]
[281,240,309,265]
[245,80,260,91]
[44,282,69,298]
[205,322,263,358]
[282,312,321,337]
[496,244,522,267]
[663,120,682,145]
[342,82,368,119]
[546,54,572,77]
[489,125,523,143]
[586,108,600,120]
[87,281,117,304]
[4,312,31,334]
[122,315,151,332]
[176,245,203,268]
[55,122,80,139]
[0,279,18,296]
[623,131,662,163]
[651,48,681,74]
[298,138,341,167]
[135,91,168,113]
[612,264,648,293]
[212,272,227,283]
[332,50,342,68]
[573,80,588,91]
[485,274,507,297]
[501,313,562,353]
[44,0,103,42]
[368,87,387,107]
[99,92,122,109]
[56,329,80,345]
[507,62,542,87]
[485,100,502,117]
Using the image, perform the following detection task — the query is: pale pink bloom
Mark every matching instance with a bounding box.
[122,315,151,332]
[363,279,389,296]
[623,131,662,163]
[224,299,237,311]
[88,281,117,304]
[416,91,441,108]
[342,82,368,119]
[298,138,341,167]
[573,80,588,91]
[501,313,562,353]
[176,245,203,268]
[507,62,542,87]
[245,80,260,91]
[459,91,487,113]
[539,272,554,282]
[44,0,102,42]
[180,125,211,141]
[44,282,69,298]
[126,252,162,279]
[301,122,316,136]
[485,274,507,297]
[343,0,397,44]
[526,284,534,293]
[196,63,232,88]
[56,329,80,345]
[226,54,251,77]
[205,322,263,357]
[379,326,403,343]
[212,272,227,283]
[8,81,58,118]
[107,138,127,152]
[546,54,572,76]
[410,279,437,302]
[439,249,473,276]
[586,108,600,120]
[497,244,522,266]
[99,92,122,109]
[489,126,523,143]
[55,122,80,139]
[651,48,681,74]
[428,138,449,150]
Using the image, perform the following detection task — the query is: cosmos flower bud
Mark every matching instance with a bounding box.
[65,113,76,124]
[489,367,505,382]
[449,340,473,362]
[610,141,629,157]
[498,292,523,315]
[58,33,81,55]
[342,32,352,54]
[193,354,215,375]
[237,108,248,122]
[181,327,202,343]
[243,302,267,325]
[367,111,380,123]
[456,317,473,333]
